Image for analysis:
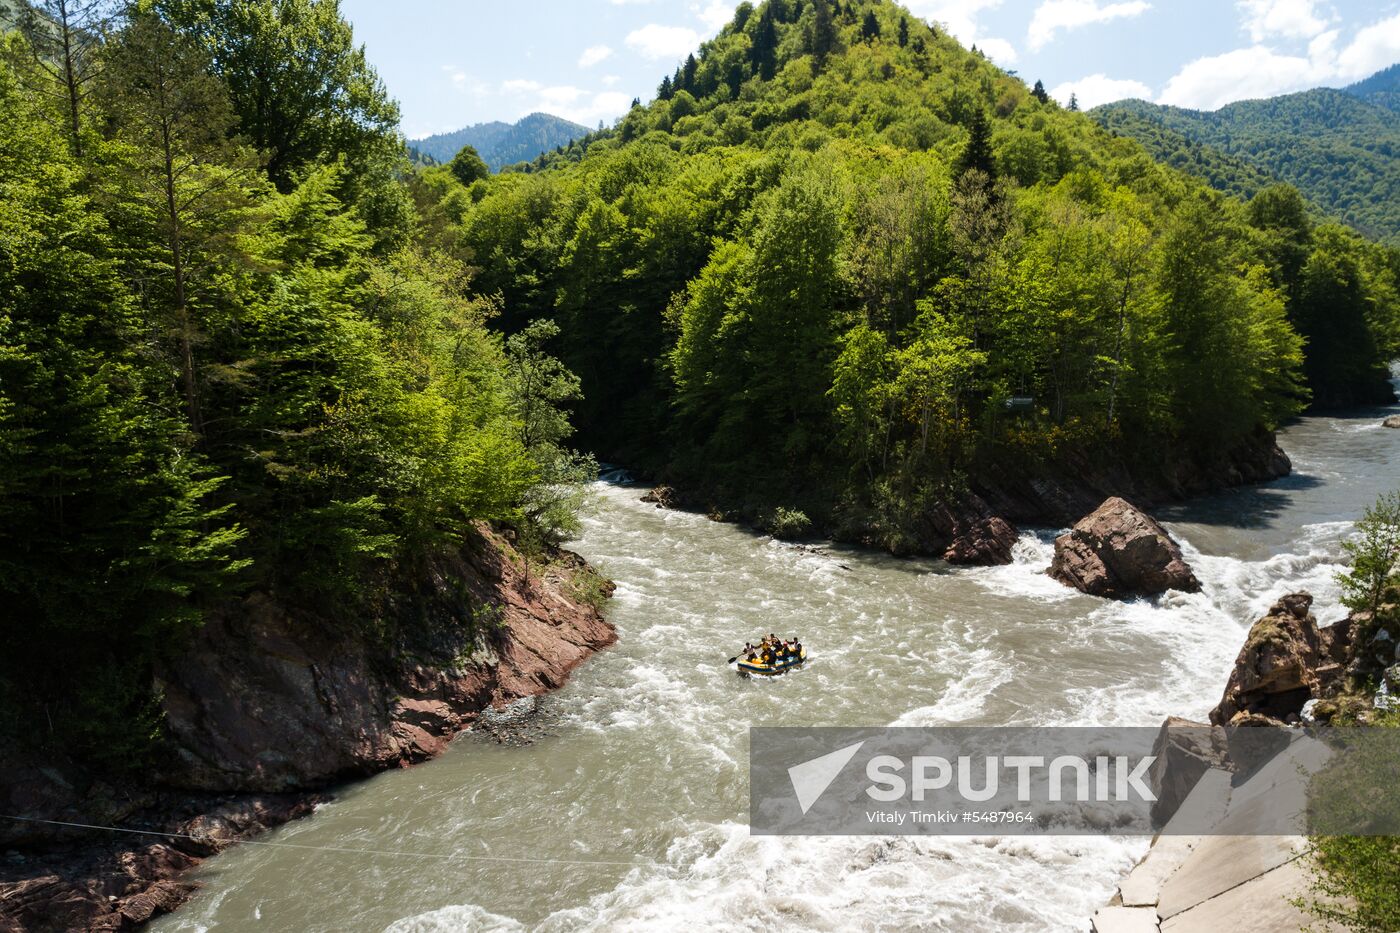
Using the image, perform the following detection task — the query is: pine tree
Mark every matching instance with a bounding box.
[4,0,117,157]
[658,73,674,100]
[682,53,699,91]
[1032,79,1049,104]
[861,11,880,41]
[955,107,996,180]
[100,13,257,436]
[752,6,778,80]
[1068,92,1080,112]
[898,16,909,47]
[810,0,837,69]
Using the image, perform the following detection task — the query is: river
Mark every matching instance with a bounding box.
[153,402,1400,933]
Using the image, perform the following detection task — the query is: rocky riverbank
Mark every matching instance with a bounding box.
[1092,591,1398,932]
[641,429,1292,567]
[0,526,615,932]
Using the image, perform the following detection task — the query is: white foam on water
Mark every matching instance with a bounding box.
[384,903,528,933]
[154,415,1400,933]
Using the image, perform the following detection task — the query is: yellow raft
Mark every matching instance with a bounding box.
[736,646,807,676]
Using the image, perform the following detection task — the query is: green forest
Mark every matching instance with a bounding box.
[2,0,1399,761]
[1095,74,1400,246]
[428,0,1399,538]
[0,0,590,760]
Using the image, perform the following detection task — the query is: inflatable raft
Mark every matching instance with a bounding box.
[736,646,807,676]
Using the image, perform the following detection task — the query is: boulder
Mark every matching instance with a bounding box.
[1383,415,1400,429]
[641,485,679,508]
[1048,497,1201,598]
[1147,717,1231,828]
[942,513,1019,565]
[1210,593,1348,726]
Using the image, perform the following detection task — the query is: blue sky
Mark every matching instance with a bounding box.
[336,0,1400,139]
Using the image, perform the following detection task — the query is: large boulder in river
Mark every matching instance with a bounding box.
[1384,414,1400,428]
[1048,497,1201,598]
[1210,593,1350,726]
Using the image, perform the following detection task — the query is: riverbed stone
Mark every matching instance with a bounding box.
[1048,497,1201,599]
[1383,414,1400,428]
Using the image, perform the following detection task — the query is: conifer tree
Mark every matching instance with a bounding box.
[861,11,880,41]
[3,0,117,156]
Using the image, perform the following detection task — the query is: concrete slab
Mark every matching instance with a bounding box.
[1091,905,1160,933]
[1160,858,1317,933]
[1223,735,1332,835]
[1156,835,1305,919]
[1119,769,1233,907]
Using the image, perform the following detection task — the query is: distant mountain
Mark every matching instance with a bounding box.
[410,112,590,172]
[1093,69,1400,243]
[1343,63,1400,115]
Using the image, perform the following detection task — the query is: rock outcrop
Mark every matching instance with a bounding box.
[158,527,614,792]
[1210,593,1350,726]
[0,526,614,931]
[640,485,679,508]
[925,497,1019,566]
[1147,717,1231,827]
[1383,414,1400,428]
[1049,497,1201,599]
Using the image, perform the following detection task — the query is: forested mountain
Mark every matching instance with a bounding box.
[1344,63,1400,114]
[0,0,590,761]
[411,112,590,171]
[1094,78,1400,244]
[412,0,1399,552]
[1094,104,1279,204]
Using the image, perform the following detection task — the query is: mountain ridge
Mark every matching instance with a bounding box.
[1093,70,1400,243]
[410,111,590,171]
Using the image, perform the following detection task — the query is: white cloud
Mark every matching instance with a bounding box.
[601,74,621,87]
[905,0,1016,68]
[1027,0,1152,51]
[537,91,635,127]
[443,67,490,98]
[536,86,588,110]
[1153,7,1400,111]
[976,37,1019,65]
[1050,73,1153,109]
[1237,0,1329,43]
[1335,12,1400,81]
[500,78,543,94]
[903,0,1003,46]
[578,44,614,68]
[1157,46,1319,109]
[693,0,734,32]
[625,23,701,61]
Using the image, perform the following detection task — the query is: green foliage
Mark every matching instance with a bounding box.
[505,320,596,550]
[436,0,1350,540]
[1094,89,1400,246]
[0,1,589,764]
[1300,835,1400,932]
[1297,710,1400,932]
[1337,491,1400,614]
[153,0,409,242]
[765,507,812,539]
[449,144,490,186]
